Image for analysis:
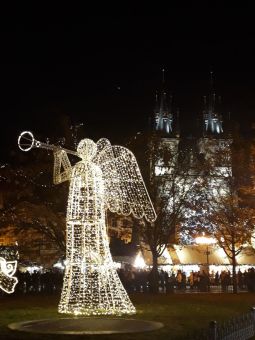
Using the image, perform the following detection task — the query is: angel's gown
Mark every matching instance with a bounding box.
[58,141,136,315]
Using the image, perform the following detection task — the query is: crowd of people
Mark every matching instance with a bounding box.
[13,269,63,294]
[118,266,255,293]
[2,266,255,296]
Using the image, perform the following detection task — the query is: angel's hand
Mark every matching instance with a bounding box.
[53,145,63,154]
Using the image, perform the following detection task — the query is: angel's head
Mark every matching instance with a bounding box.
[77,139,97,160]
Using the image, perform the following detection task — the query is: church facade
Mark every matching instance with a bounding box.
[150,72,232,244]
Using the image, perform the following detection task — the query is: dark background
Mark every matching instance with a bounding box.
[1,13,255,161]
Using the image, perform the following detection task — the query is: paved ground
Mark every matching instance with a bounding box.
[8,318,164,335]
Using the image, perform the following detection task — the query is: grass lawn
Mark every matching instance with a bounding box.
[1,292,255,339]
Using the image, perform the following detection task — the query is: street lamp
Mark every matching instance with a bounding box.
[195,234,217,273]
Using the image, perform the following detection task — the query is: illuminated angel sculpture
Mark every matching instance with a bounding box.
[17,132,156,315]
[52,137,156,316]
[0,257,18,294]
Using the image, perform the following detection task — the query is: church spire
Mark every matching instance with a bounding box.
[154,68,175,136]
[202,71,223,136]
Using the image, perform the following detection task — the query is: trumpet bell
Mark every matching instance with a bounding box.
[18,131,35,152]
[18,130,79,157]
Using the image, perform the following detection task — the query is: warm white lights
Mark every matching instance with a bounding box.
[18,131,35,152]
[53,138,156,316]
[195,236,217,245]
[134,252,146,269]
[0,257,18,294]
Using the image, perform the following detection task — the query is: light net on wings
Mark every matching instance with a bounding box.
[93,138,156,222]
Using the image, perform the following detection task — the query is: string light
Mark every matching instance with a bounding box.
[0,257,18,294]
[0,164,53,189]
[53,138,156,316]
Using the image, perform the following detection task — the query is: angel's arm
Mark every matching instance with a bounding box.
[53,149,72,184]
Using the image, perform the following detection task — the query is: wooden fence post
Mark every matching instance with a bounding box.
[251,306,255,336]
[209,320,217,340]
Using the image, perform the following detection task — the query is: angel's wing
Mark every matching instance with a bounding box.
[93,138,156,222]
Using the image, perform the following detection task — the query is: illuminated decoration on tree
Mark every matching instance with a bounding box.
[0,257,18,294]
[18,132,156,315]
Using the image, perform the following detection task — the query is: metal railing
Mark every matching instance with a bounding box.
[187,307,255,340]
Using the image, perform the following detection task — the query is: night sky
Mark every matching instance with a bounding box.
[1,13,255,161]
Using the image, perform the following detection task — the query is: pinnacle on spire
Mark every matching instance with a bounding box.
[162,68,165,84]
[176,108,180,137]
[210,70,214,90]
[153,91,160,128]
